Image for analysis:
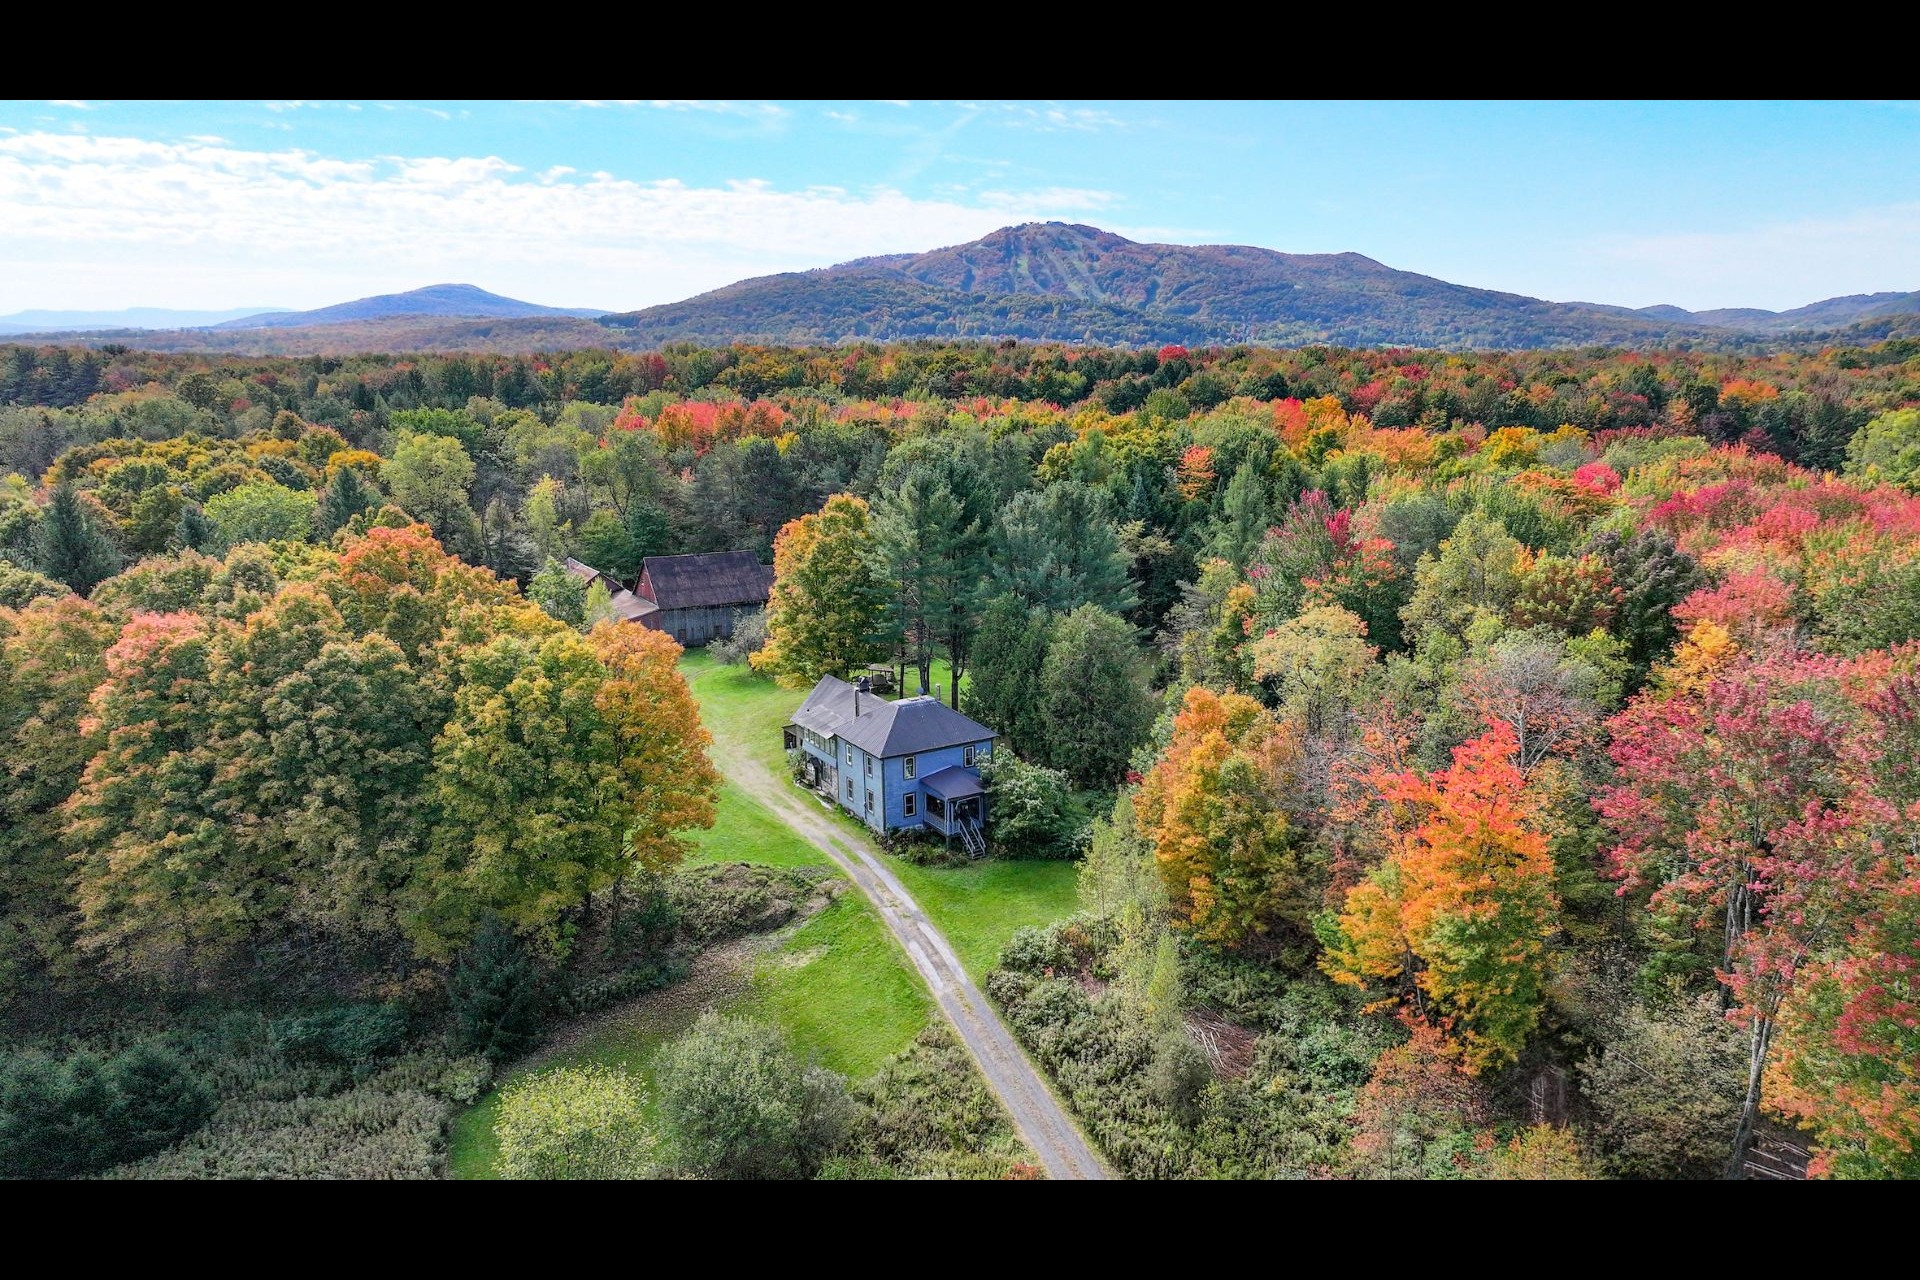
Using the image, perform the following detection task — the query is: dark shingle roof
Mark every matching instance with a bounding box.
[642,551,773,611]
[561,558,656,623]
[788,676,995,758]
[920,765,985,799]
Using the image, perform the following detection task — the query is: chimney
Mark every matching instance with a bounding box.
[855,675,870,717]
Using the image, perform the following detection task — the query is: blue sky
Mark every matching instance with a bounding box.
[2,99,1916,314]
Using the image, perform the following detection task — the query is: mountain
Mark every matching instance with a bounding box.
[1598,293,1920,333]
[216,284,605,329]
[602,223,1723,349]
[0,306,286,334]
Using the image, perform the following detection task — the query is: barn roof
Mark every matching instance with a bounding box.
[788,676,995,759]
[642,551,773,611]
[561,557,655,623]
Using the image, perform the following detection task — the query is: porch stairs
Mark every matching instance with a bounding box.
[956,817,987,859]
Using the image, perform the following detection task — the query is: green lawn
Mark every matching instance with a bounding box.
[885,857,1082,982]
[687,780,832,869]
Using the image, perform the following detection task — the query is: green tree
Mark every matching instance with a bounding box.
[753,494,892,685]
[495,1065,653,1179]
[1399,512,1528,648]
[992,481,1138,616]
[871,472,985,701]
[977,752,1085,858]
[527,557,587,627]
[315,465,378,538]
[654,1011,853,1179]
[967,593,1053,755]
[203,480,316,549]
[575,510,637,581]
[1844,406,1920,490]
[382,431,478,554]
[1208,459,1270,572]
[34,484,121,595]
[448,914,549,1063]
[1037,604,1153,788]
[523,476,572,564]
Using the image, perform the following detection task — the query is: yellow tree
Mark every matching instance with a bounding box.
[753,494,893,685]
[1320,721,1558,1073]
[1135,687,1308,951]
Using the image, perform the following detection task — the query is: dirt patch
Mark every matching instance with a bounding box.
[1186,1009,1258,1081]
[778,946,827,970]
[1077,973,1109,1000]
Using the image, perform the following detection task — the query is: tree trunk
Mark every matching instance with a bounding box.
[607,869,626,956]
[1725,1012,1773,1179]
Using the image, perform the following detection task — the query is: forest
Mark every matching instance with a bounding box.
[3,332,1919,1179]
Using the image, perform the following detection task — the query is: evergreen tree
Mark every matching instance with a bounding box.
[315,466,377,538]
[1208,459,1270,572]
[1037,604,1154,787]
[991,481,1138,616]
[34,484,120,596]
[967,593,1053,755]
[871,473,985,701]
[448,914,547,1064]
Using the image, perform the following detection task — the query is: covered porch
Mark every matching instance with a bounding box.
[920,765,987,856]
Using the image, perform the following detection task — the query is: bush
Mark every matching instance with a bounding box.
[979,752,1088,859]
[710,608,768,665]
[0,1043,212,1178]
[845,1026,1027,1179]
[495,1065,654,1180]
[654,1011,853,1179]
[270,1003,409,1066]
[448,915,548,1064]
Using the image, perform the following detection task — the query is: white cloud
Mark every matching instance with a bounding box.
[48,100,94,110]
[263,100,319,112]
[0,131,1121,310]
[186,134,227,145]
[573,100,787,120]
[978,186,1117,212]
[824,110,857,123]
[992,103,1127,133]
[1595,203,1920,311]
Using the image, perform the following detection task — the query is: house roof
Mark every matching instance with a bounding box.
[920,765,985,799]
[788,676,996,758]
[642,551,773,611]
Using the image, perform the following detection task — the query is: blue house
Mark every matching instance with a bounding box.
[783,676,996,855]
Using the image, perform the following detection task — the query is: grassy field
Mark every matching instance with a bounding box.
[449,649,1079,1177]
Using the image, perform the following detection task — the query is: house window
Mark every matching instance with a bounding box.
[846,745,854,766]
[865,755,873,777]
[846,778,854,801]
[865,791,874,815]
[904,793,916,818]
[904,754,916,779]
[928,794,945,818]
[963,744,975,767]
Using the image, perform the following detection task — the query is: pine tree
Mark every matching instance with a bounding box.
[967,593,1053,754]
[315,466,377,538]
[35,485,121,596]
[448,914,547,1063]
[1208,460,1269,572]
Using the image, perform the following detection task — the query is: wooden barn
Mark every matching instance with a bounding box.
[634,551,774,647]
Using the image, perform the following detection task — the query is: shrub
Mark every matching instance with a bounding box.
[271,1003,409,1066]
[710,608,768,664]
[654,1011,853,1179]
[0,1043,212,1178]
[979,752,1087,859]
[495,1065,654,1180]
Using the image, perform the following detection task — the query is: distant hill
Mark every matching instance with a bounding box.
[0,305,286,334]
[602,223,1722,349]
[16,226,1914,354]
[216,284,606,330]
[26,315,617,357]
